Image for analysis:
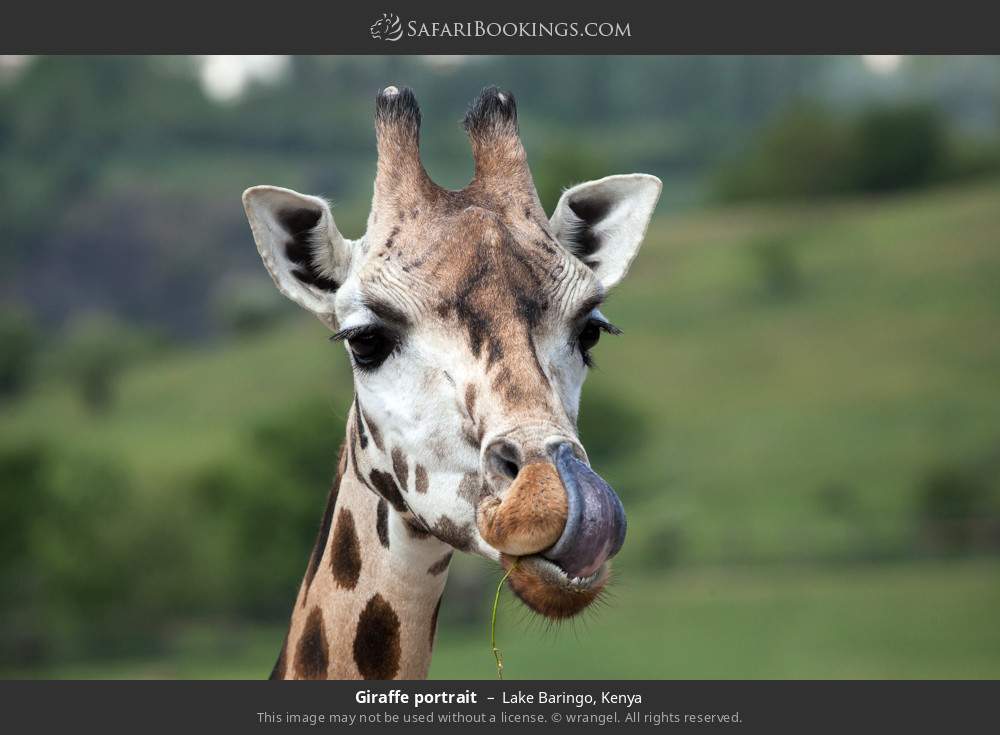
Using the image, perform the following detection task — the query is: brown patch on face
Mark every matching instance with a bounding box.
[505,556,606,620]
[462,424,480,450]
[426,551,452,576]
[353,593,402,679]
[425,211,558,414]
[330,508,362,589]
[405,517,432,539]
[491,365,526,404]
[376,498,390,549]
[414,464,429,494]
[302,443,345,605]
[366,297,411,328]
[477,461,568,556]
[369,469,407,513]
[349,429,376,495]
[460,384,484,448]
[430,593,443,648]
[384,225,401,249]
[361,407,384,451]
[294,607,329,679]
[446,257,503,365]
[457,472,485,507]
[432,516,475,552]
[464,384,477,417]
[354,397,368,450]
[269,633,289,680]
[391,447,409,491]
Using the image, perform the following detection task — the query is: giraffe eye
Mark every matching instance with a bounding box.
[579,321,602,353]
[577,319,603,368]
[347,328,396,370]
[576,316,621,368]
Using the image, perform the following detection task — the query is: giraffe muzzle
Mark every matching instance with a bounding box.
[477,441,627,618]
[542,442,627,579]
[476,442,626,578]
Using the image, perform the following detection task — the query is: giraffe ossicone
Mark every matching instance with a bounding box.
[242,85,661,679]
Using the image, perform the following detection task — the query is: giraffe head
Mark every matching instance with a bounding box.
[244,86,660,620]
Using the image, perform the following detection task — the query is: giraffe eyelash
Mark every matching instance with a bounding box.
[330,325,379,342]
[571,316,622,342]
[593,319,622,336]
[575,316,621,369]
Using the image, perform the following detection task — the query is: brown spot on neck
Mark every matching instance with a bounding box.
[353,594,402,679]
[330,508,362,589]
[375,498,390,549]
[294,607,329,680]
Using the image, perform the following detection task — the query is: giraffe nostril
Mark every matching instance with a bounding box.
[486,439,522,482]
[498,458,519,480]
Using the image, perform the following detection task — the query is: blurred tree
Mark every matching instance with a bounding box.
[0,305,40,399]
[923,466,994,523]
[918,463,997,553]
[577,387,648,469]
[58,313,161,413]
[0,442,48,577]
[0,441,50,663]
[748,235,803,301]
[212,276,291,336]
[715,100,974,202]
[851,104,947,192]
[714,104,855,201]
[194,401,343,617]
[639,519,685,570]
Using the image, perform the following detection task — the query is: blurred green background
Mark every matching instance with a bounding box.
[1,55,999,679]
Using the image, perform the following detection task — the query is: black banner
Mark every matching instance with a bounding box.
[1,680,997,733]
[2,0,1000,53]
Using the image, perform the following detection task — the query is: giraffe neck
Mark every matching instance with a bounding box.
[271,404,454,680]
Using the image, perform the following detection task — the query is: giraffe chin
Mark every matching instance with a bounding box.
[502,554,609,620]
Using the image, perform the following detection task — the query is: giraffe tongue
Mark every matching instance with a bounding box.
[543,443,627,580]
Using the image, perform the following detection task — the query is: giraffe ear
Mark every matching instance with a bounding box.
[549,174,661,289]
[242,185,354,329]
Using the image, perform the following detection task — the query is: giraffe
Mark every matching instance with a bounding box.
[242,85,661,679]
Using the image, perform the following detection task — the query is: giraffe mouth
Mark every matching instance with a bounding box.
[502,554,611,619]
[500,443,626,619]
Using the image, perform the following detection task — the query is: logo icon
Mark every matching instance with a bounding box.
[370,13,403,42]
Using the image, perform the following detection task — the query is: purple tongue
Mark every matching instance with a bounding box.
[543,443,627,579]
